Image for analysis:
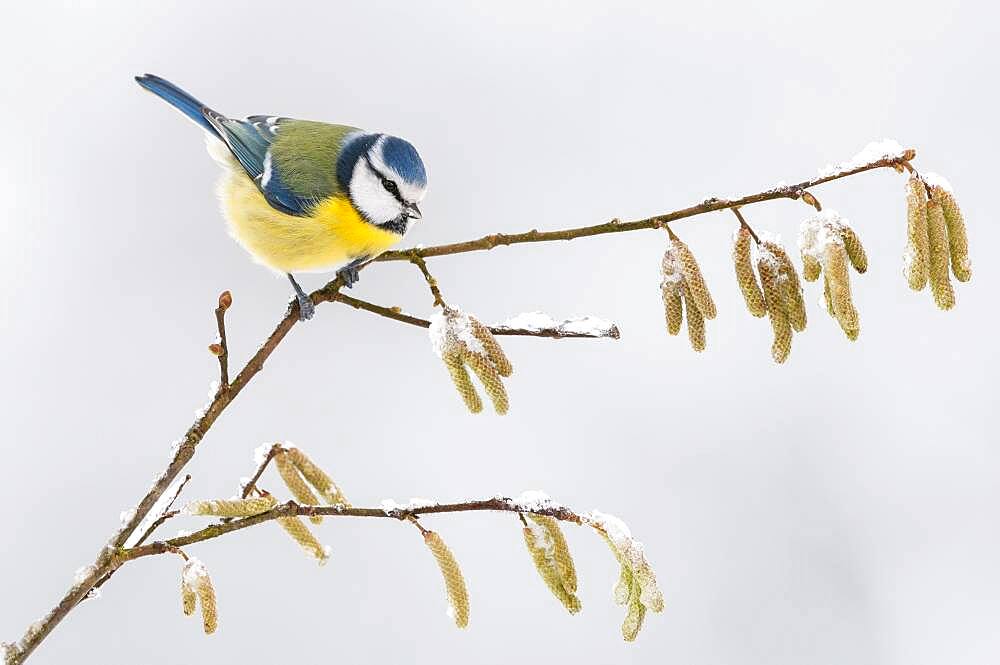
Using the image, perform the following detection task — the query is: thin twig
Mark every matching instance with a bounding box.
[408,252,447,308]
[134,474,192,547]
[239,444,282,499]
[5,147,915,664]
[731,208,760,244]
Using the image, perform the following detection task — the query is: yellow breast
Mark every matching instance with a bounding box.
[218,168,403,274]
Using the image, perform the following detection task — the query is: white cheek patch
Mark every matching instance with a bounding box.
[350,159,402,225]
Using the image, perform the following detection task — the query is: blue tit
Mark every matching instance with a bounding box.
[135,74,427,320]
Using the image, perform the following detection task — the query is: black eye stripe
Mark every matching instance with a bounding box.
[363,154,406,205]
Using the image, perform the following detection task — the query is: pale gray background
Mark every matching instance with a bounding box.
[1,1,997,663]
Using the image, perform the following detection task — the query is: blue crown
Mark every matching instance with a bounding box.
[381,135,427,187]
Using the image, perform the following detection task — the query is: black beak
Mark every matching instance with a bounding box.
[405,202,422,220]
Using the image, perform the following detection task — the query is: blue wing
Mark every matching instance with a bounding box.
[136,74,317,216]
[204,112,317,216]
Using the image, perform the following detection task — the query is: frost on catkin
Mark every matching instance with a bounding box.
[429,307,513,414]
[521,515,581,613]
[732,226,766,317]
[799,211,865,340]
[661,235,715,351]
[423,531,470,628]
[588,511,663,642]
[181,558,218,635]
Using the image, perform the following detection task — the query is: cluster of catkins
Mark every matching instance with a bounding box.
[733,227,809,362]
[660,173,971,364]
[420,508,660,641]
[429,307,513,414]
[179,446,348,633]
[660,235,717,351]
[905,174,971,308]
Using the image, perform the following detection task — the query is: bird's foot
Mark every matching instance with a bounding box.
[296,293,315,321]
[337,265,361,288]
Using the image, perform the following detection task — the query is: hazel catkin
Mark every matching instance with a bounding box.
[823,244,860,340]
[733,227,766,317]
[423,531,470,628]
[757,254,792,363]
[931,185,972,283]
[926,199,956,310]
[905,176,930,291]
[671,238,716,320]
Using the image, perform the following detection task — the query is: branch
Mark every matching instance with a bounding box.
[122,496,587,563]
[376,150,913,261]
[333,292,621,339]
[4,145,915,664]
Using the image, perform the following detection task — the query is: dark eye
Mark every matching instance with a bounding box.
[381,178,400,196]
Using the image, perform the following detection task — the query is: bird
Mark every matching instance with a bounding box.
[135,74,427,320]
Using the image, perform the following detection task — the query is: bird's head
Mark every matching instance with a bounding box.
[346,134,427,234]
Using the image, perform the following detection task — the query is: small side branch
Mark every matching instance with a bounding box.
[210,291,232,388]
[408,253,447,308]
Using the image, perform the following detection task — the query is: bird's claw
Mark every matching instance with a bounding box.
[337,265,361,288]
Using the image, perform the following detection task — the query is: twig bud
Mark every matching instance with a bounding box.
[423,530,470,628]
[208,343,224,357]
[218,291,233,310]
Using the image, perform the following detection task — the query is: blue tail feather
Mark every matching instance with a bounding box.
[135,74,222,138]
